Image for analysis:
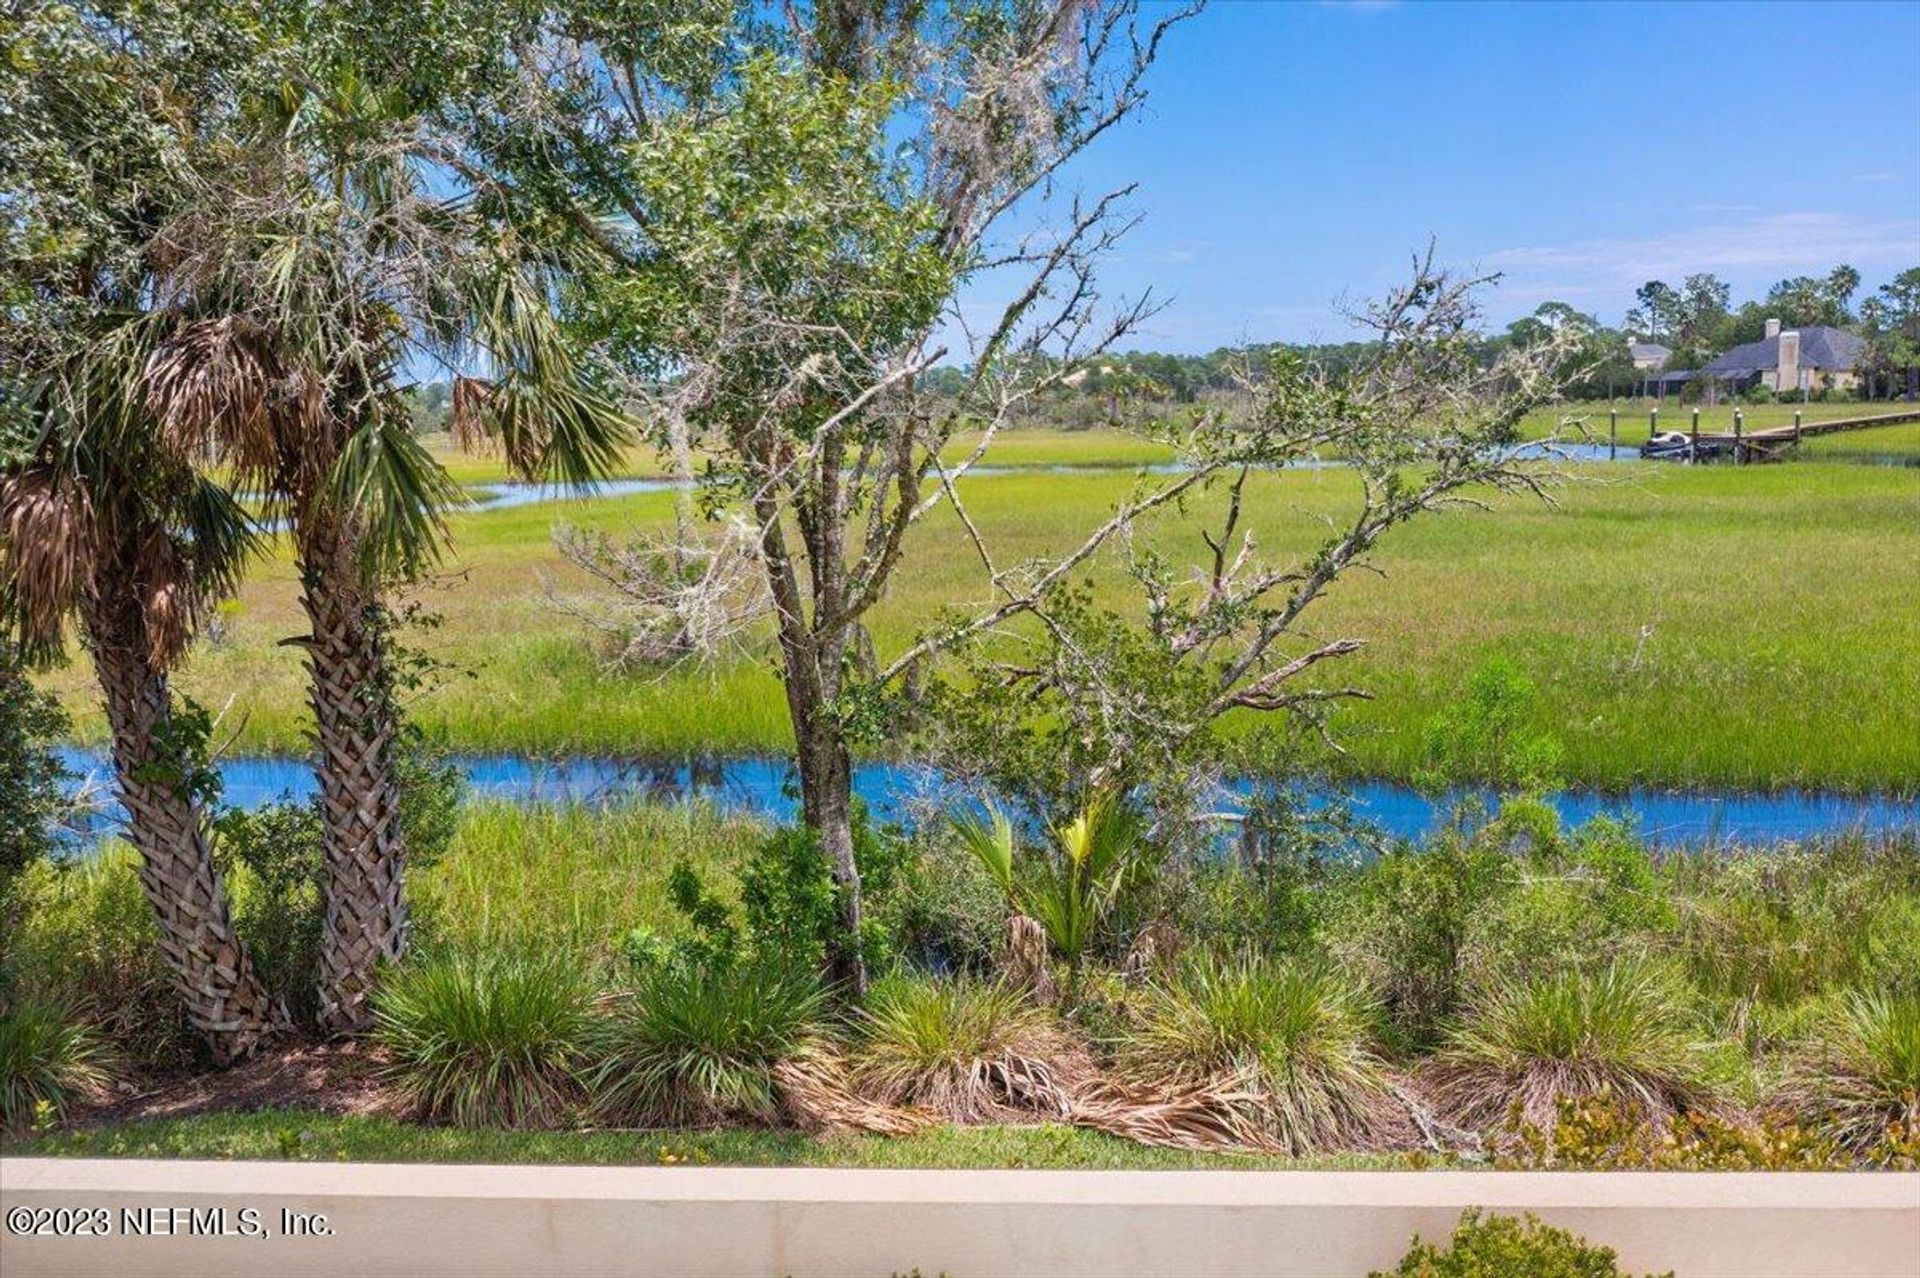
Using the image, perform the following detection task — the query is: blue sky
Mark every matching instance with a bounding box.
[1031,0,1920,352]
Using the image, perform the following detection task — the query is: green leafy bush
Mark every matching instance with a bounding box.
[0,996,114,1130]
[591,961,825,1126]
[0,640,69,888]
[2,849,191,1069]
[1460,821,1678,993]
[1332,835,1518,1051]
[1374,1209,1669,1278]
[219,801,325,1025]
[868,826,1006,976]
[1416,657,1564,795]
[1775,990,1920,1164]
[1425,961,1725,1134]
[851,975,1072,1122]
[1116,954,1404,1154]
[373,951,598,1129]
[661,803,902,976]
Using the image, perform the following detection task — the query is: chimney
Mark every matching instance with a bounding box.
[1764,317,1782,339]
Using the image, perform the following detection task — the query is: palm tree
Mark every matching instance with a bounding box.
[139,71,631,1031]
[2,357,286,1063]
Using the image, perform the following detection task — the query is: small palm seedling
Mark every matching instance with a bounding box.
[373,951,597,1129]
[1109,954,1405,1155]
[1775,990,1920,1163]
[1425,961,1722,1135]
[0,998,114,1130]
[851,975,1078,1123]
[952,795,1153,975]
[592,962,826,1127]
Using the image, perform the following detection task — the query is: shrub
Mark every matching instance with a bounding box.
[868,825,1006,977]
[1459,822,1678,994]
[1502,1093,1843,1171]
[219,801,325,1025]
[851,975,1074,1122]
[0,641,69,888]
[373,951,598,1129]
[2,848,192,1070]
[1774,990,1920,1164]
[1425,962,1723,1134]
[1115,954,1405,1154]
[1373,1209,1669,1278]
[591,961,825,1126]
[1332,835,1519,1051]
[0,997,114,1130]
[1416,657,1563,795]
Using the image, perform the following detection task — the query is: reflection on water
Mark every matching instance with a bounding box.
[53,748,1917,850]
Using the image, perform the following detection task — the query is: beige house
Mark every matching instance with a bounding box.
[1701,318,1867,395]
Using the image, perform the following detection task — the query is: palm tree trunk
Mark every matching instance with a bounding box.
[84,597,282,1065]
[298,513,408,1034]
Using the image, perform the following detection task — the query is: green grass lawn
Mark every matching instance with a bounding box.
[0,1109,1419,1170]
[33,434,1920,792]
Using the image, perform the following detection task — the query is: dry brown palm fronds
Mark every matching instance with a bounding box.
[1122,919,1184,984]
[1068,1074,1288,1155]
[850,975,1086,1124]
[774,1040,937,1137]
[0,469,94,649]
[143,315,284,478]
[1003,913,1056,1003]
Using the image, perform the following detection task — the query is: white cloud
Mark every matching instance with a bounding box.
[1148,247,1197,265]
[1481,212,1920,292]
[1852,171,1896,183]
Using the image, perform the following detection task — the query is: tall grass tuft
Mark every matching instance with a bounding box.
[373,951,598,1129]
[1425,961,1722,1134]
[591,963,825,1126]
[851,975,1075,1122]
[1113,954,1406,1154]
[1775,991,1920,1162]
[0,998,114,1130]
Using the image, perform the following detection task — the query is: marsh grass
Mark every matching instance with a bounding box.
[373,951,599,1129]
[35,446,1920,792]
[1112,955,1407,1155]
[0,997,115,1129]
[850,975,1077,1123]
[416,800,762,959]
[590,962,826,1127]
[1425,962,1726,1134]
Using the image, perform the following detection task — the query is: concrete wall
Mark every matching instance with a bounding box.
[4,1158,1917,1278]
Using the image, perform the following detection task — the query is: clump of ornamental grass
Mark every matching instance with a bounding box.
[1774,990,1920,1164]
[373,951,598,1129]
[850,975,1077,1123]
[1424,962,1723,1136]
[1107,954,1407,1155]
[591,961,826,1127]
[0,997,115,1130]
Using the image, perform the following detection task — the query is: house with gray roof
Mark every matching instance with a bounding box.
[1699,319,1867,395]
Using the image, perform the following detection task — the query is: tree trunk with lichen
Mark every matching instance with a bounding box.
[297,511,408,1034]
[84,588,283,1064]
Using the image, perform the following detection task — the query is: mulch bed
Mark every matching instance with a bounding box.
[73,1038,396,1127]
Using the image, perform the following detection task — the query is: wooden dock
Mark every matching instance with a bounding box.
[1688,407,1919,462]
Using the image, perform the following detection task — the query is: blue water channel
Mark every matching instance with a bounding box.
[54,748,1918,849]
